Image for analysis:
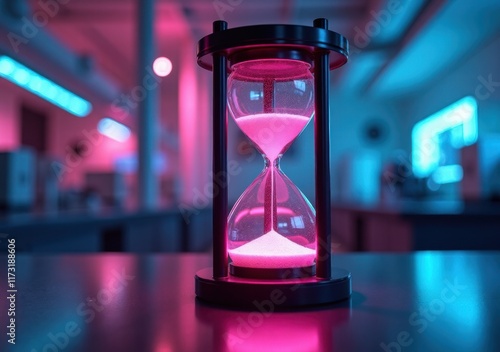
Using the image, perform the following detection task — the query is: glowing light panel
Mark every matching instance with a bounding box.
[98,118,131,142]
[0,55,92,117]
[153,57,172,77]
[432,164,464,184]
[412,96,477,177]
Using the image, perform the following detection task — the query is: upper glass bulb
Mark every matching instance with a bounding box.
[228,59,314,161]
[228,59,314,119]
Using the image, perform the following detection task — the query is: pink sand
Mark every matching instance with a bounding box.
[229,230,316,268]
[235,113,310,161]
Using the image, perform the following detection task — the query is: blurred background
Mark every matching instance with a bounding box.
[0,0,499,253]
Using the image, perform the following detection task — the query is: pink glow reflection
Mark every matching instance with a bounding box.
[249,206,295,216]
[234,206,296,225]
[154,344,173,352]
[196,303,351,352]
[225,320,319,352]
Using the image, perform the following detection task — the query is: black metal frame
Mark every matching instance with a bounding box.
[195,18,351,307]
[211,20,229,279]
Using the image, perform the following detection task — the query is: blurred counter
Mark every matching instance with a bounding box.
[0,208,213,253]
[332,200,500,252]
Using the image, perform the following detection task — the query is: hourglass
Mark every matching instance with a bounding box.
[227,58,317,276]
[195,19,351,307]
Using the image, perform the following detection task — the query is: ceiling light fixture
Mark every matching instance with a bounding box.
[97,118,131,142]
[0,55,92,117]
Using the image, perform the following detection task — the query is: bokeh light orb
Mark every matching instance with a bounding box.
[153,57,172,77]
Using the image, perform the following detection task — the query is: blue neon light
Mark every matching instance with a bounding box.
[412,96,477,178]
[0,55,92,117]
[432,164,464,184]
[98,118,131,142]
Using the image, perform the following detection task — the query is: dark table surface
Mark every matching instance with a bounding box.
[1,251,499,352]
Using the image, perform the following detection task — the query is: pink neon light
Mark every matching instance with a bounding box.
[248,206,295,216]
[235,113,310,161]
[153,57,172,77]
[228,230,315,268]
[0,86,18,149]
[233,209,250,225]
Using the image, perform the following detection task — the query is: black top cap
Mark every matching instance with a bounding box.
[197,20,349,71]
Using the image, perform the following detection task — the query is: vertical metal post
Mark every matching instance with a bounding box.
[137,0,158,209]
[212,20,229,278]
[313,18,332,279]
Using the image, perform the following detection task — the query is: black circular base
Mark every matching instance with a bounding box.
[195,267,351,308]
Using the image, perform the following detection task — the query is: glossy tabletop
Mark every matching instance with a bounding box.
[1,251,499,352]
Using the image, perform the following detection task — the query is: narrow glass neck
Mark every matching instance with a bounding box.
[264,156,281,169]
